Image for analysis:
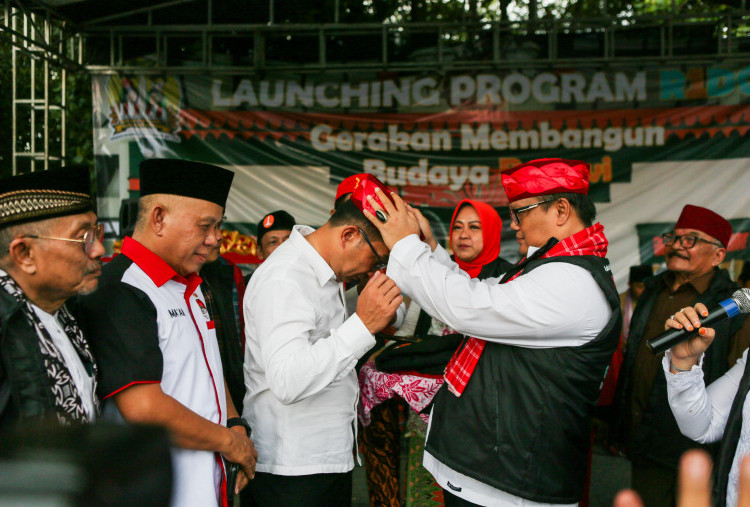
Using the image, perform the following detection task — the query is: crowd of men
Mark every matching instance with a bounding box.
[1,157,749,507]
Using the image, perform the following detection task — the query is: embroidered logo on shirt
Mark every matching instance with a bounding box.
[195,296,210,321]
[446,481,462,492]
[168,308,186,318]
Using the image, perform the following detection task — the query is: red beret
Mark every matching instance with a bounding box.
[335,173,367,201]
[501,158,590,203]
[675,204,732,247]
[349,174,395,216]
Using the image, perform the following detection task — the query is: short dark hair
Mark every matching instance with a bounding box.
[328,199,383,243]
[540,193,596,227]
[333,193,351,211]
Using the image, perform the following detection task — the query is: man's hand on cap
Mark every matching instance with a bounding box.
[363,188,420,250]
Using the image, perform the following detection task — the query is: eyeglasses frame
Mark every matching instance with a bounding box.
[661,232,724,250]
[509,198,559,226]
[22,223,105,255]
[357,227,387,271]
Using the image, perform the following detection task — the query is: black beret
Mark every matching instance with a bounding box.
[0,166,93,227]
[257,210,296,243]
[139,159,234,208]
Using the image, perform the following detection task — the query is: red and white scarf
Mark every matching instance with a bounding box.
[443,223,609,396]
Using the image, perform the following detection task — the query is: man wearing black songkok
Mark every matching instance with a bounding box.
[77,159,257,507]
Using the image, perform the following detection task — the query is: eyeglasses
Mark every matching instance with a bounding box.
[662,233,723,250]
[509,198,558,226]
[22,224,104,255]
[357,227,387,271]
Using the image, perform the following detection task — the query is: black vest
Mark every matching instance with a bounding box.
[425,253,621,503]
[0,289,58,428]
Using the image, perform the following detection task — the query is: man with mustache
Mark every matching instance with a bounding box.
[613,204,750,507]
[78,159,257,507]
[0,166,104,427]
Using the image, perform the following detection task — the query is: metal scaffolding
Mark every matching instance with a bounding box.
[79,12,750,75]
[2,1,83,175]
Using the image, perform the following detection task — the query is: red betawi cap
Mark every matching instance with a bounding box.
[675,204,732,247]
[349,174,395,216]
[501,158,590,203]
[335,173,368,201]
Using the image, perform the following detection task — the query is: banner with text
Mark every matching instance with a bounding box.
[91,65,750,289]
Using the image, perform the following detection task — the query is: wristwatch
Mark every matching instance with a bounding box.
[227,417,252,438]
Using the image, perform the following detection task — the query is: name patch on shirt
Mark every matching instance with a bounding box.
[168,308,186,318]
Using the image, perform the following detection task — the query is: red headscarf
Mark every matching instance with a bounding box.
[449,199,503,278]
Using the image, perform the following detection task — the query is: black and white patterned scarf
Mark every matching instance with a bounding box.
[0,268,100,424]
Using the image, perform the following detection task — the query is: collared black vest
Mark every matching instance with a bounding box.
[0,289,58,428]
[615,268,744,468]
[425,253,621,504]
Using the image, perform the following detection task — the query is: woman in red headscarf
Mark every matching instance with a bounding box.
[411,199,513,337]
[450,199,511,278]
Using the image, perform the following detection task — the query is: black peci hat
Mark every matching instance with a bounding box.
[139,158,234,208]
[629,265,653,284]
[257,210,296,244]
[0,166,94,227]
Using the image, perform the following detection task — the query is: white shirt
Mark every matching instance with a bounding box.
[242,225,376,475]
[31,304,96,421]
[664,349,750,507]
[387,236,612,506]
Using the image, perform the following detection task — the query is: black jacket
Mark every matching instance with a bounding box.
[0,289,58,428]
[200,258,246,415]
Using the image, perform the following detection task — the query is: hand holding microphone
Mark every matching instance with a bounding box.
[647,289,750,362]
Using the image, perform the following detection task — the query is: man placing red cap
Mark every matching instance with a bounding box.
[612,204,750,507]
[364,158,621,506]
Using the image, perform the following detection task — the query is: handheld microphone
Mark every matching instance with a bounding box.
[647,288,750,354]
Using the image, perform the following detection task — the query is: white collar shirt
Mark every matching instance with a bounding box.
[242,225,376,475]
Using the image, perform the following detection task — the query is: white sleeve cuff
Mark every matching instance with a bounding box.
[340,313,377,358]
[663,350,705,387]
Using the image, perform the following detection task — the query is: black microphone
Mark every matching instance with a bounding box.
[647,289,750,354]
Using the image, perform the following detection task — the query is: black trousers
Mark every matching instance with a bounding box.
[244,471,353,507]
[443,489,483,507]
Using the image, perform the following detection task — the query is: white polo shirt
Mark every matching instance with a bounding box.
[242,225,376,475]
[80,237,227,507]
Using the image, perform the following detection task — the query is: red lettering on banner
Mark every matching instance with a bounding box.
[653,236,666,257]
[728,232,749,252]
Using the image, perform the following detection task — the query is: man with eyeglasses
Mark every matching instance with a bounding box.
[241,191,402,507]
[362,158,620,506]
[77,159,257,507]
[0,166,104,427]
[612,204,750,507]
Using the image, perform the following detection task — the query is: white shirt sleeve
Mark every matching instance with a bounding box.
[663,349,747,444]
[250,279,375,405]
[385,235,611,348]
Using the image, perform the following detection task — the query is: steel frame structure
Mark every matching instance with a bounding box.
[2,1,84,175]
[81,12,750,75]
